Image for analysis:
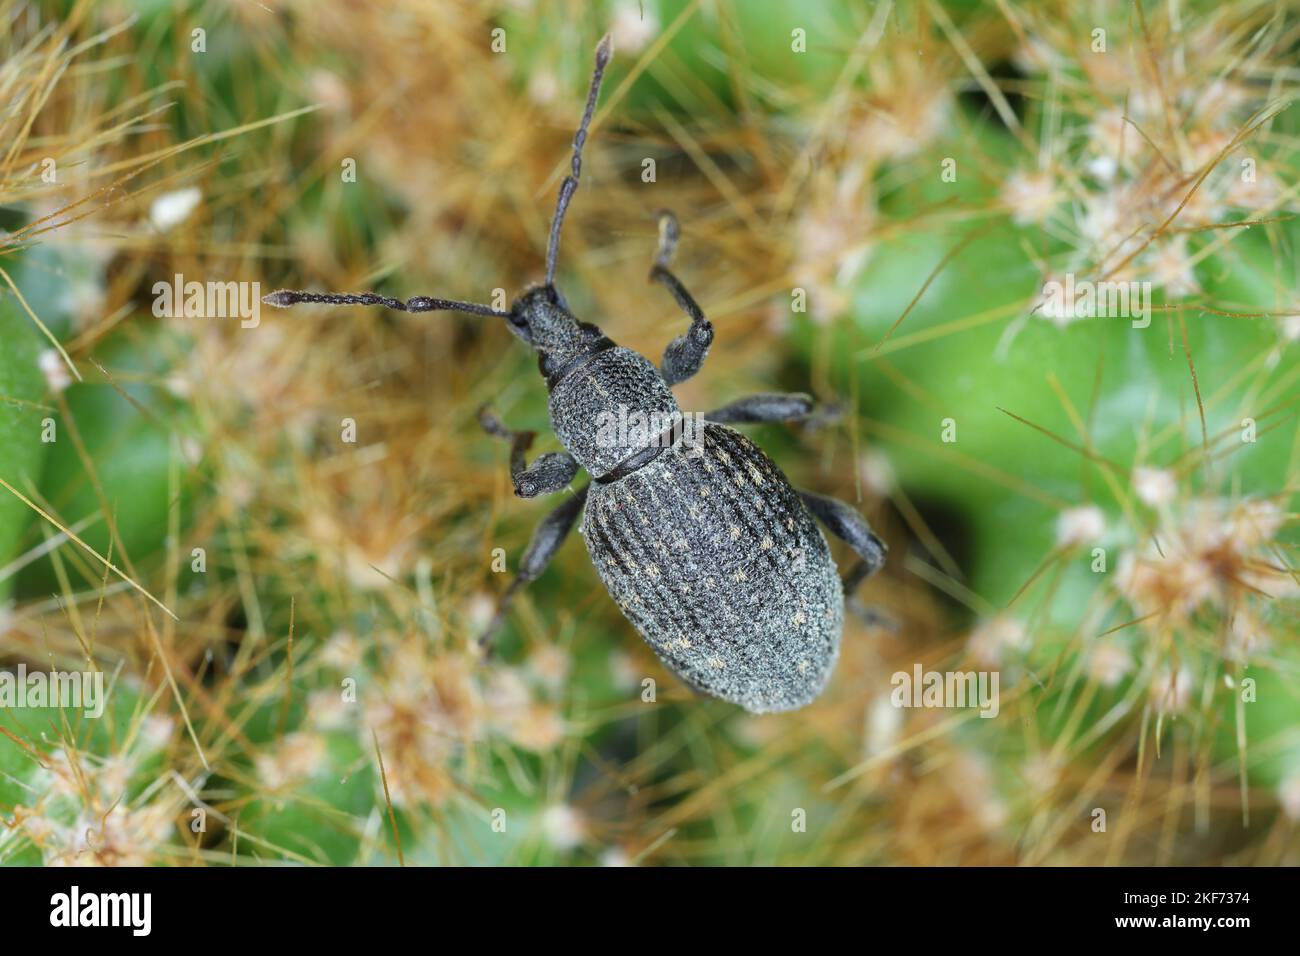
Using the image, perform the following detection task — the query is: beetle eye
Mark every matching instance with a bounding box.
[505,306,533,342]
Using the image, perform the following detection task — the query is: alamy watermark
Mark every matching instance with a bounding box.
[152,273,261,328]
[1040,273,1152,329]
[0,664,105,718]
[50,886,151,936]
[594,406,705,456]
[891,664,1000,718]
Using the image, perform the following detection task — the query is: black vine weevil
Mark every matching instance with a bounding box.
[264,34,887,713]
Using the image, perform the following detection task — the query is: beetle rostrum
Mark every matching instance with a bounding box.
[263,33,887,713]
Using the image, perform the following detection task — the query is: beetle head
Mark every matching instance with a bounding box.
[509,285,603,357]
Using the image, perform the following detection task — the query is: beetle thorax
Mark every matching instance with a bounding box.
[508,288,682,480]
[548,347,680,479]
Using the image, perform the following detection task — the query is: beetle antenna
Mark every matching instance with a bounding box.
[543,32,613,288]
[262,289,509,318]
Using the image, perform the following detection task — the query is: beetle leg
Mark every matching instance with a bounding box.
[705,392,815,425]
[649,211,715,386]
[798,490,889,622]
[706,392,850,433]
[478,484,590,654]
[479,407,579,498]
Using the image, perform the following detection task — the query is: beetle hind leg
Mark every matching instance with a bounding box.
[798,490,894,629]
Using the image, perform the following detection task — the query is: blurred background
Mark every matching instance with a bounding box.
[0,0,1297,866]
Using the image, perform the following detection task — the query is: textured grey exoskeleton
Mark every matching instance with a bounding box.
[263,35,886,713]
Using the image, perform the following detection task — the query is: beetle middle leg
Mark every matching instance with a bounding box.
[649,211,715,386]
[704,392,816,425]
[479,407,579,498]
[798,490,889,624]
[478,484,589,653]
[706,392,849,432]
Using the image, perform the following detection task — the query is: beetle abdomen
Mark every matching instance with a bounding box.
[580,423,843,713]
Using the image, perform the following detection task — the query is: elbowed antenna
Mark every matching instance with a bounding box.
[262,289,509,318]
[543,33,613,288]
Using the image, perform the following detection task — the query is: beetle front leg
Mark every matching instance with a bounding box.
[650,211,715,386]
[798,490,890,626]
[479,407,579,498]
[478,484,589,654]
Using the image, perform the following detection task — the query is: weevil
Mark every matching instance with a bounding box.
[264,34,887,713]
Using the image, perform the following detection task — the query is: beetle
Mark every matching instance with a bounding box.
[264,34,887,713]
